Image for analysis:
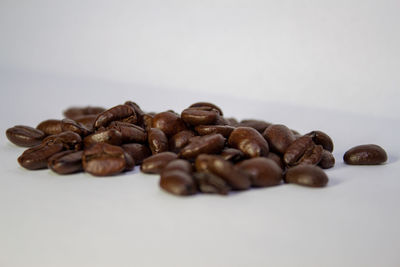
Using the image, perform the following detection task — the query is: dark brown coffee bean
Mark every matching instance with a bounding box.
[36,119,62,135]
[263,124,296,154]
[123,152,135,171]
[238,119,271,133]
[108,121,147,143]
[161,159,193,175]
[228,127,269,158]
[43,131,82,151]
[63,106,105,120]
[297,144,323,166]
[225,117,239,127]
[148,128,169,154]
[82,143,127,176]
[194,125,234,138]
[179,134,226,160]
[18,142,64,170]
[152,111,187,137]
[160,170,197,196]
[319,150,335,169]
[237,158,282,187]
[220,148,244,162]
[343,144,387,165]
[124,101,145,126]
[285,165,328,187]
[189,102,223,116]
[195,154,251,190]
[265,152,285,170]
[93,104,137,129]
[6,125,45,147]
[142,114,153,132]
[73,114,97,130]
[306,130,334,152]
[140,152,178,174]
[83,128,122,148]
[283,136,314,166]
[169,130,196,153]
[48,150,83,174]
[61,118,91,137]
[193,171,231,195]
[181,106,220,126]
[122,143,151,165]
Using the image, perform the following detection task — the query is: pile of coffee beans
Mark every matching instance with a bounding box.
[5,101,388,196]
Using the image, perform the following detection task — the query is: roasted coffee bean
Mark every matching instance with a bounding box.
[285,165,328,187]
[93,104,137,129]
[193,171,231,195]
[225,117,239,127]
[83,128,122,148]
[18,142,64,170]
[283,136,314,166]
[63,106,105,120]
[160,170,197,196]
[266,152,285,170]
[306,130,334,152]
[319,150,335,169]
[343,144,387,165]
[73,114,97,130]
[141,152,178,174]
[228,127,269,158]
[108,121,147,143]
[43,131,82,151]
[6,125,45,147]
[179,134,225,160]
[36,119,62,136]
[152,111,187,137]
[238,119,271,133]
[148,128,169,154]
[61,118,91,137]
[189,102,223,116]
[142,114,153,132]
[237,158,283,187]
[220,148,244,162]
[123,152,135,171]
[194,125,234,138]
[263,124,296,155]
[195,154,251,190]
[169,130,196,153]
[181,106,220,126]
[124,101,145,126]
[161,159,192,175]
[297,144,323,165]
[82,143,127,176]
[48,150,83,174]
[122,143,151,165]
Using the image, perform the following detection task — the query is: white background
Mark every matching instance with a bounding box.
[1,1,400,267]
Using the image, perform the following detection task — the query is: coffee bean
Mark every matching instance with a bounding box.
[18,142,64,170]
[344,144,387,165]
[48,150,83,174]
[82,143,127,176]
[36,119,62,136]
[61,118,91,137]
[122,143,151,165]
[148,128,169,154]
[237,158,283,187]
[43,131,82,151]
[194,125,234,138]
[141,152,178,174]
[283,136,314,166]
[220,148,244,162]
[265,152,285,170]
[285,165,328,187]
[152,111,187,137]
[225,117,239,127]
[124,101,145,126]
[181,106,220,126]
[263,124,296,154]
[179,134,226,160]
[94,104,137,129]
[73,114,97,130]
[238,119,271,133]
[161,159,192,175]
[306,130,334,152]
[297,144,323,166]
[318,150,335,169]
[189,102,223,116]
[160,170,197,196]
[169,130,196,153]
[193,171,231,195]
[108,121,147,143]
[228,127,269,158]
[6,125,45,147]
[63,106,105,120]
[142,114,153,132]
[83,128,123,148]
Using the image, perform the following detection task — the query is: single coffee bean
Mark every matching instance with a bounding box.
[181,106,220,126]
[83,128,123,148]
[238,119,271,133]
[148,128,169,154]
[319,150,335,169]
[48,150,83,174]
[36,119,62,136]
[195,154,251,190]
[297,144,323,166]
[161,159,193,175]
[61,118,91,137]
[6,125,45,147]
[225,117,239,127]
[152,111,187,137]
[82,143,127,176]
[228,127,269,158]
[237,158,283,187]
[179,134,226,160]
[63,106,106,120]
[124,101,145,126]
[73,114,97,130]
[220,148,244,162]
[194,125,234,138]
[343,144,387,165]
[93,104,137,129]
[142,114,153,132]
[18,142,64,170]
[266,152,285,170]
[193,171,231,195]
[160,170,197,196]
[43,131,82,151]
[169,130,196,153]
[285,165,328,187]
[123,152,135,171]
[108,121,147,143]
[283,135,314,166]
[189,102,223,116]
[122,143,151,165]
[141,152,178,174]
[263,124,296,155]
[306,130,334,152]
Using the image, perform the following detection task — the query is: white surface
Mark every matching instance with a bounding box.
[1,0,400,118]
[1,70,400,267]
